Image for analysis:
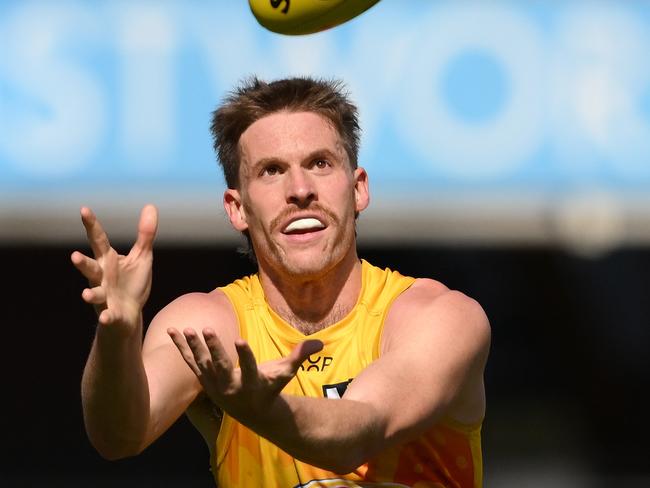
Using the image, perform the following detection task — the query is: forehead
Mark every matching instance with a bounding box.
[239,111,343,163]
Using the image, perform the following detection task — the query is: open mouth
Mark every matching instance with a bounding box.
[283,217,326,235]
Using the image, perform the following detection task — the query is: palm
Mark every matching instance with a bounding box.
[72,205,158,333]
[168,327,323,419]
[101,248,152,324]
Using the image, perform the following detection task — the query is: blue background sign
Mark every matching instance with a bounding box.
[2,0,649,249]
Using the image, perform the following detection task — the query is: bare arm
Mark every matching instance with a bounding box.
[74,206,236,459]
[169,281,490,473]
[74,206,158,459]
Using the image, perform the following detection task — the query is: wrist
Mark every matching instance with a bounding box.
[95,313,144,346]
[221,392,285,439]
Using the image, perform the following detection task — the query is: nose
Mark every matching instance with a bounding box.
[285,167,316,207]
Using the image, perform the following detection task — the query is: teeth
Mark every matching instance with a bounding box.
[285,218,325,232]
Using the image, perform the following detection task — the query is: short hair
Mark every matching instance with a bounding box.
[210,76,361,189]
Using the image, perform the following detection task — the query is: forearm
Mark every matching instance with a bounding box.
[81,321,150,459]
[245,395,387,473]
[169,332,391,472]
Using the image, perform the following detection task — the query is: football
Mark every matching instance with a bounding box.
[249,0,381,35]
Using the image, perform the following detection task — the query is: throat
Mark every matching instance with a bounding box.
[279,304,350,335]
[259,254,363,335]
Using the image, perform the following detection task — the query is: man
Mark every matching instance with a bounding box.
[73,77,490,487]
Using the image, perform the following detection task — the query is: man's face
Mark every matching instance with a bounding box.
[224,111,369,279]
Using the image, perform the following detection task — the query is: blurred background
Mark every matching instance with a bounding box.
[2,0,649,486]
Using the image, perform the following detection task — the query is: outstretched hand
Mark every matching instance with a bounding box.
[71,205,158,333]
[167,327,323,421]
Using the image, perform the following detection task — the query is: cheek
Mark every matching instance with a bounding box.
[243,199,273,234]
[339,184,358,214]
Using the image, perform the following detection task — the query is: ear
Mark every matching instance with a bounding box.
[224,189,248,232]
[353,167,370,213]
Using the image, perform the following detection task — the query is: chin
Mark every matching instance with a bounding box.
[258,229,356,280]
[280,253,334,279]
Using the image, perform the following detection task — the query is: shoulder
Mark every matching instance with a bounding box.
[383,278,490,354]
[152,289,235,328]
[393,278,488,328]
[143,289,239,352]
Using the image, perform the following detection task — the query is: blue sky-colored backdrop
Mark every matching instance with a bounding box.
[2,0,650,245]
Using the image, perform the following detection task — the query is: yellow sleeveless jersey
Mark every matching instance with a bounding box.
[215,260,483,488]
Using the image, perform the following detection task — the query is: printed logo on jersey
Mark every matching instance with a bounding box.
[299,354,333,372]
[322,379,353,399]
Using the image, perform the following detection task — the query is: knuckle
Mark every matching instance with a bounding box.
[214,360,230,373]
[196,358,212,371]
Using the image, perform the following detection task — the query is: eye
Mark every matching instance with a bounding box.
[261,164,281,177]
[313,159,330,170]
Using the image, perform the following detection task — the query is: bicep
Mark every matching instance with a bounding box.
[140,291,240,444]
[139,311,201,445]
[142,342,201,444]
[343,290,490,444]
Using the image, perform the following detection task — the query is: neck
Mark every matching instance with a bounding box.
[258,251,362,335]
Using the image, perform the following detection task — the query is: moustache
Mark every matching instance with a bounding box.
[270,204,339,233]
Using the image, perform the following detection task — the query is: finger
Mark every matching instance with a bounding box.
[235,339,259,385]
[287,339,324,372]
[184,328,215,373]
[82,286,106,305]
[167,328,202,377]
[203,328,233,376]
[71,251,102,284]
[261,341,323,395]
[98,309,114,326]
[80,207,111,257]
[130,204,158,257]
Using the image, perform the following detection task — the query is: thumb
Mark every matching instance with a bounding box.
[287,339,324,371]
[133,204,158,254]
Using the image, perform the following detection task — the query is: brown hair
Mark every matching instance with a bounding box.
[210,76,361,189]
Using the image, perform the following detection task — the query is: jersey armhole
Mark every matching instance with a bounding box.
[212,286,244,474]
[375,277,417,359]
[217,286,244,347]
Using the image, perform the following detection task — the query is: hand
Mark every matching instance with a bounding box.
[167,327,323,421]
[71,205,158,334]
